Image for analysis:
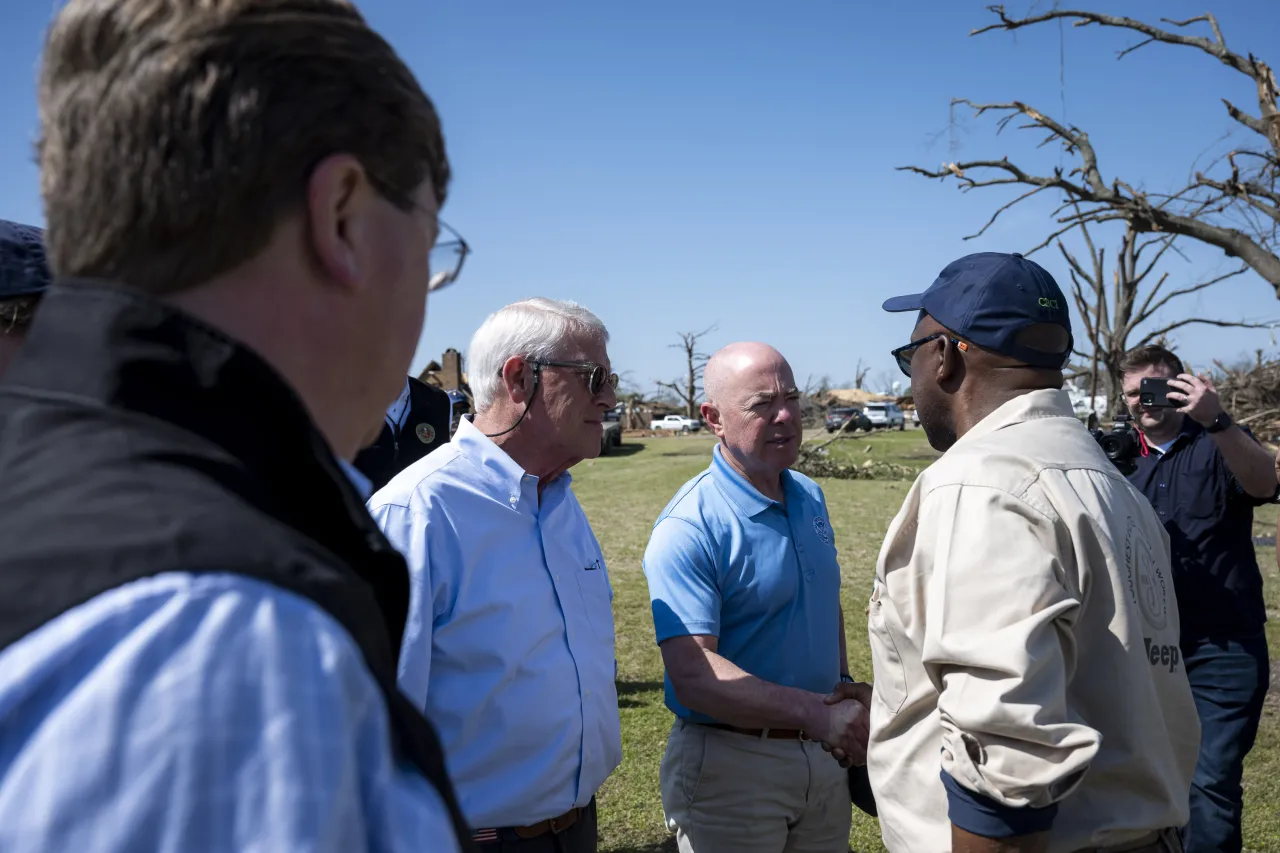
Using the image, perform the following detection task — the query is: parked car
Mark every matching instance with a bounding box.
[864,402,906,430]
[825,407,872,434]
[652,414,702,434]
[599,407,623,454]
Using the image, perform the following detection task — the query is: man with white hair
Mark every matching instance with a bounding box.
[368,297,622,852]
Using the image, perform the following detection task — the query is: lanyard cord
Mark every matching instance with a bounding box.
[481,365,542,439]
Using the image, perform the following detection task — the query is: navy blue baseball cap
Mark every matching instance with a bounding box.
[882,251,1073,369]
[0,220,51,299]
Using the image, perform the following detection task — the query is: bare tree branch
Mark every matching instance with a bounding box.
[853,358,871,390]
[900,97,1280,291]
[912,7,1280,293]
[971,8,1243,77]
[1131,235,1181,286]
[1137,316,1273,346]
[1137,265,1251,324]
[655,325,718,419]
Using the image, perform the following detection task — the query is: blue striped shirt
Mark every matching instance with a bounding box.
[0,570,463,852]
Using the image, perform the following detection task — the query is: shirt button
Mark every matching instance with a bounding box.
[585,689,591,697]
[798,545,805,553]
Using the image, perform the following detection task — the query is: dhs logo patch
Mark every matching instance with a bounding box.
[813,517,832,545]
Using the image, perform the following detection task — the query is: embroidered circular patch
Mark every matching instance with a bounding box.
[813,516,831,544]
[415,422,436,444]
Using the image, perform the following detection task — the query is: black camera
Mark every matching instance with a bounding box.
[1091,413,1141,476]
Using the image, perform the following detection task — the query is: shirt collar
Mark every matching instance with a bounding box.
[452,415,570,509]
[337,457,374,502]
[384,377,412,431]
[950,388,1076,451]
[1140,413,1199,456]
[710,442,788,518]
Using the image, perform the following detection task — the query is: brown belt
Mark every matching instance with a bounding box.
[704,722,805,739]
[472,804,584,844]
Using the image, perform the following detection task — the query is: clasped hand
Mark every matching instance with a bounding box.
[808,680,872,768]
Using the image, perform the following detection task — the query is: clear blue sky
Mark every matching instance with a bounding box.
[2,1,1278,398]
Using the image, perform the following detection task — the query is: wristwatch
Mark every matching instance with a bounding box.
[1206,411,1233,434]
[839,673,855,684]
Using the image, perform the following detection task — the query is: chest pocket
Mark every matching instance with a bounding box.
[1175,467,1223,522]
[574,558,616,646]
[867,579,907,715]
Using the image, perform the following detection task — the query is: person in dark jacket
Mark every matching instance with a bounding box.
[355,375,454,492]
[0,219,51,378]
[0,2,475,852]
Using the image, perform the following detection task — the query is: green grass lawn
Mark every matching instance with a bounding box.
[569,430,1280,853]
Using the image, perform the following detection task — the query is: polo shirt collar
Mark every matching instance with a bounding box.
[452,415,570,510]
[951,388,1076,451]
[711,442,788,518]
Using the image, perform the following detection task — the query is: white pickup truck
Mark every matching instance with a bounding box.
[652,414,702,434]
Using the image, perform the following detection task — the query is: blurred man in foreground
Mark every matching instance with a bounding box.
[370,298,622,852]
[642,341,869,853]
[0,220,51,378]
[0,1,473,851]
[871,253,1200,853]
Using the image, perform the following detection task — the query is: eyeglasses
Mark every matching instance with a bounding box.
[531,360,620,396]
[890,333,969,377]
[429,219,470,293]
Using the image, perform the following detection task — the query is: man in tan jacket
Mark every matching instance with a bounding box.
[864,252,1200,853]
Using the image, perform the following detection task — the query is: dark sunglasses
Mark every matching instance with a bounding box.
[530,360,620,396]
[890,333,969,377]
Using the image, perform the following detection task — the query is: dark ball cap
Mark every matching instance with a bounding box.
[882,252,1073,370]
[0,220,51,298]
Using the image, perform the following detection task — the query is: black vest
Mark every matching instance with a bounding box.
[355,376,452,492]
[0,280,477,852]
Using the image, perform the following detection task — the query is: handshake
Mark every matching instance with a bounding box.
[806,680,872,769]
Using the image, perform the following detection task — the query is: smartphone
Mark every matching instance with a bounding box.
[1139,377,1175,408]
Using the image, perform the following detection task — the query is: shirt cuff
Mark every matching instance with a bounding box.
[652,615,719,644]
[941,771,1057,838]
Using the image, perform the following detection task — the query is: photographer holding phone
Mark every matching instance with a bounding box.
[1119,345,1279,853]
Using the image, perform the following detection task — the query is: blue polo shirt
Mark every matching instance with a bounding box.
[1127,417,1278,642]
[642,443,842,723]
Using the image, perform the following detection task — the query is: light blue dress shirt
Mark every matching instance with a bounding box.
[0,572,463,853]
[0,457,462,853]
[642,443,842,724]
[367,416,622,831]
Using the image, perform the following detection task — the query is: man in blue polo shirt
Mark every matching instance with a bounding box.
[1118,344,1279,853]
[642,341,870,853]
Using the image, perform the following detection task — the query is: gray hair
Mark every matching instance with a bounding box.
[467,297,609,412]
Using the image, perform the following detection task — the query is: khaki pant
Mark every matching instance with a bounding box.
[659,719,852,853]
